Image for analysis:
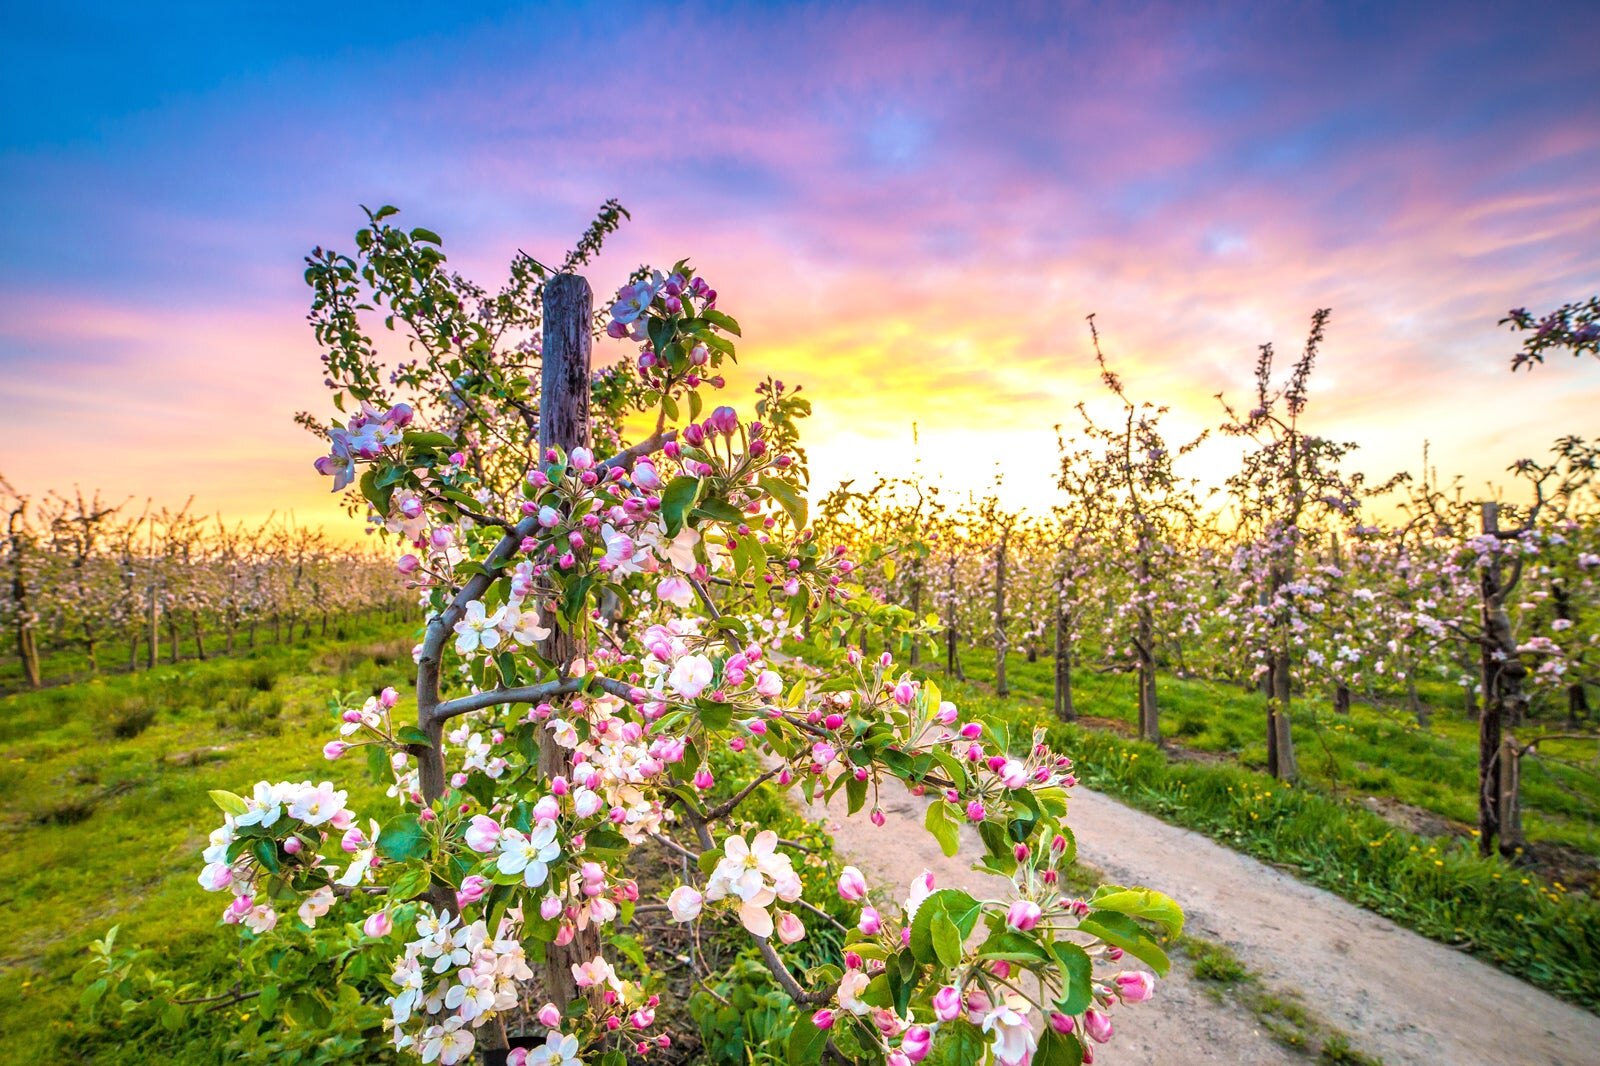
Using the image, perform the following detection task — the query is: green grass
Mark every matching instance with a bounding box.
[0,616,419,1062]
[961,649,1600,860]
[937,670,1600,1011]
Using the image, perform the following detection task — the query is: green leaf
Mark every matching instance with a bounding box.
[403,430,457,452]
[977,820,1018,875]
[1077,912,1171,977]
[251,839,281,874]
[1052,942,1094,1015]
[932,911,964,968]
[79,978,108,1011]
[923,801,961,858]
[389,867,433,901]
[410,227,443,245]
[845,773,868,816]
[257,984,280,1019]
[759,476,808,531]
[396,725,430,746]
[702,308,743,337]
[661,476,702,538]
[209,790,249,817]
[693,497,747,525]
[786,1008,829,1064]
[376,813,429,863]
[908,889,981,964]
[358,467,394,515]
[1035,1027,1085,1066]
[561,574,595,625]
[931,1020,987,1064]
[976,930,1053,964]
[1088,887,1184,938]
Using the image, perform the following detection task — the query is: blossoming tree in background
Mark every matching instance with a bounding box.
[194,206,1182,1065]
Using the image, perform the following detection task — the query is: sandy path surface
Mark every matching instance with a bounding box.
[790,780,1600,1066]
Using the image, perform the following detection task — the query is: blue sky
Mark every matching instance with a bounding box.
[2,1,1597,524]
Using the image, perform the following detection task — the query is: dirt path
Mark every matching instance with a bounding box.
[791,780,1600,1066]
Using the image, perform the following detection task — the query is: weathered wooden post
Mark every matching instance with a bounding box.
[1497,735,1524,855]
[536,272,599,1013]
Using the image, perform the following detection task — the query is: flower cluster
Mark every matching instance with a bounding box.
[198,780,375,932]
[385,908,535,1063]
[314,400,414,491]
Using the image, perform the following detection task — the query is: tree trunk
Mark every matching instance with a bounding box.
[1136,611,1160,744]
[1135,552,1160,744]
[16,619,41,688]
[1406,675,1428,729]
[945,559,964,681]
[193,617,208,661]
[1478,503,1528,859]
[1333,683,1351,716]
[909,560,922,668]
[1054,610,1075,722]
[535,272,600,1015]
[146,588,159,669]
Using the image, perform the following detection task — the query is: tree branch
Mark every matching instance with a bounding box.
[755,937,835,1006]
[432,674,643,724]
[602,430,677,473]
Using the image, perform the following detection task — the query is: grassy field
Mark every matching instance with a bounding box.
[0,617,418,1062]
[3,626,1596,1063]
[957,649,1600,863]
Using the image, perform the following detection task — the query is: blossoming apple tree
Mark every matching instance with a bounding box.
[194,207,1182,1065]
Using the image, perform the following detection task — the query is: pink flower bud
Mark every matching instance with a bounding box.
[538,1003,561,1027]
[812,1009,836,1030]
[1049,1012,1075,1034]
[708,406,739,435]
[870,808,886,827]
[1006,900,1042,932]
[966,800,986,822]
[932,985,963,1022]
[838,866,867,901]
[902,1026,932,1062]
[282,836,303,855]
[363,910,393,937]
[776,910,806,944]
[456,875,489,906]
[464,815,502,853]
[1084,1007,1114,1044]
[859,906,881,934]
[396,553,420,574]
[1115,970,1155,1003]
[323,740,348,760]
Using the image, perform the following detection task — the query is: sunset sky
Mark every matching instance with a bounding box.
[3,2,1597,534]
